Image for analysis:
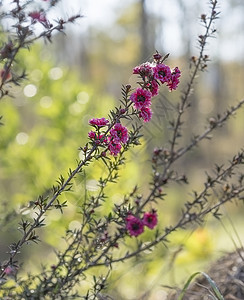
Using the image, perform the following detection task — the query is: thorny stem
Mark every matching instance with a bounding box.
[0,96,136,278]
[169,0,218,156]
[175,99,244,160]
[2,1,242,297]
[0,4,82,95]
[0,39,23,92]
[106,186,244,265]
[26,163,244,296]
[138,1,220,211]
[34,144,244,296]
[94,152,244,266]
[34,149,129,294]
[34,233,82,296]
[0,145,96,278]
[139,99,244,213]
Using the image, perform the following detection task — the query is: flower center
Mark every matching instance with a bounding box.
[132,223,140,230]
[158,70,166,77]
[138,95,145,102]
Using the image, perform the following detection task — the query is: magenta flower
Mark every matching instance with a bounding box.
[126,215,144,237]
[130,88,152,110]
[3,266,15,276]
[153,63,171,83]
[167,67,181,91]
[108,140,122,156]
[89,117,109,127]
[88,131,96,139]
[153,52,162,61]
[133,62,154,79]
[139,107,153,123]
[109,123,128,144]
[143,211,158,229]
[88,131,108,144]
[0,69,11,81]
[147,80,159,96]
[29,11,47,24]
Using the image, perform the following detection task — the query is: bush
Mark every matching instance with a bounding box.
[0,0,243,299]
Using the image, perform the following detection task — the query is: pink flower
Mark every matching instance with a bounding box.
[126,215,144,237]
[89,118,109,127]
[88,131,96,139]
[153,63,171,83]
[88,131,108,144]
[0,69,11,82]
[143,211,158,229]
[167,67,181,91]
[147,80,159,96]
[29,11,47,24]
[130,88,152,110]
[153,52,162,61]
[3,266,15,276]
[108,140,121,156]
[139,107,153,123]
[133,62,154,79]
[109,123,128,144]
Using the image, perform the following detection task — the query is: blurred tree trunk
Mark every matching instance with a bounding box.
[178,0,191,59]
[139,0,157,62]
[177,0,199,147]
[140,0,149,61]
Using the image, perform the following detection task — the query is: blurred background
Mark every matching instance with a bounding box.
[1,0,244,299]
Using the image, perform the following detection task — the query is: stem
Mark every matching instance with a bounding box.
[169,1,217,155]
[0,145,97,278]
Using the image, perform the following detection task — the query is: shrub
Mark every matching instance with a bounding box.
[0,0,243,299]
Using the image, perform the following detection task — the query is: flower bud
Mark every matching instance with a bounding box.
[125,84,131,91]
[153,52,162,61]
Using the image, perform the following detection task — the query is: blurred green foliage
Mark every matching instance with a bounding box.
[0,42,151,252]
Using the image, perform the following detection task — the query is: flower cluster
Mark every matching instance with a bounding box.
[108,122,128,155]
[126,210,158,237]
[167,67,181,91]
[88,53,181,156]
[89,117,109,127]
[88,118,128,156]
[131,54,181,122]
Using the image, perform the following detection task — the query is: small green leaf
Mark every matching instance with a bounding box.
[177,271,224,300]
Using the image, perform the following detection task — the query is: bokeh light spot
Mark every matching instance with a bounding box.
[48,67,63,80]
[16,132,29,145]
[86,179,98,191]
[23,84,37,97]
[31,69,43,82]
[40,96,53,108]
[69,102,84,115]
[69,220,81,231]
[79,150,85,161]
[77,91,89,104]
